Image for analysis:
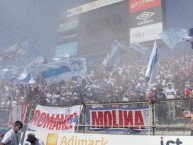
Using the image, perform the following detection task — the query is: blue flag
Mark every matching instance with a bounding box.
[41,65,71,78]
[129,43,149,54]
[145,41,159,85]
[12,70,35,84]
[40,58,87,80]
[103,40,125,71]
[159,29,187,48]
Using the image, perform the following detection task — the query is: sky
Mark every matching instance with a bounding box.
[0,0,193,65]
[0,0,84,63]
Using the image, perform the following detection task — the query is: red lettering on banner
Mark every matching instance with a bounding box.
[31,110,40,125]
[30,108,79,131]
[73,112,77,118]
[135,111,145,129]
[57,114,64,130]
[61,114,71,130]
[37,112,46,127]
[91,111,103,128]
[68,114,73,130]
[124,111,133,127]
[43,113,54,129]
[119,110,123,127]
[104,111,112,128]
[112,110,118,127]
[52,114,60,130]
[90,109,147,130]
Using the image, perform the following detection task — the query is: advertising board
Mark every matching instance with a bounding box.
[129,0,161,13]
[130,22,163,43]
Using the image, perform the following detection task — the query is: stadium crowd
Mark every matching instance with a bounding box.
[0,52,193,124]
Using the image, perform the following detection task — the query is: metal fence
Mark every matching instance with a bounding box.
[0,98,192,135]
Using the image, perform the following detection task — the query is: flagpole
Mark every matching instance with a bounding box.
[145,40,158,135]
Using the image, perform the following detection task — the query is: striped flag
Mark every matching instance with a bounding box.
[40,58,86,79]
[145,41,159,86]
[12,70,35,84]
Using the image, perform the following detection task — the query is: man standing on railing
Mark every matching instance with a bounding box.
[164,83,176,122]
[182,108,193,136]
[0,121,23,145]
[155,87,167,124]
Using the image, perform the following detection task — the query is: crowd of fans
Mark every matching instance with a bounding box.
[0,52,193,125]
[0,53,193,107]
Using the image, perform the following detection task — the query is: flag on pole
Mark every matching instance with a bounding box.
[145,41,159,86]
[103,40,125,71]
[159,28,187,48]
[40,58,86,79]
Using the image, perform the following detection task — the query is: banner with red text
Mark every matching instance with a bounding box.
[28,105,82,133]
[88,107,149,132]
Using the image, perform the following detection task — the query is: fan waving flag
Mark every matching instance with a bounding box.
[159,29,187,48]
[40,58,86,80]
[145,41,159,86]
[103,40,125,71]
[12,69,35,84]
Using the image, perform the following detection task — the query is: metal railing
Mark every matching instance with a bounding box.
[0,98,192,135]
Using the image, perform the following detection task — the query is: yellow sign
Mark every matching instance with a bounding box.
[46,133,58,145]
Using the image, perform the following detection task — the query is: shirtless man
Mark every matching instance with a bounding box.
[182,108,193,135]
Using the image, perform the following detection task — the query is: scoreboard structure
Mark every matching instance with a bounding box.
[56,0,166,62]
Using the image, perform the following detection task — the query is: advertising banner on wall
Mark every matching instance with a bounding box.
[24,131,190,145]
[130,22,163,43]
[129,7,162,28]
[129,0,164,43]
[88,107,149,132]
[129,0,161,13]
[27,105,82,133]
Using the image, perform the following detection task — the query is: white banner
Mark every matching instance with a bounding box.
[27,105,82,133]
[130,22,163,43]
[23,131,191,145]
[89,107,149,131]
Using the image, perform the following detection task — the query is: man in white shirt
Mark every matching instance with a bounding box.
[164,83,177,122]
[0,121,23,145]
[24,133,44,145]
